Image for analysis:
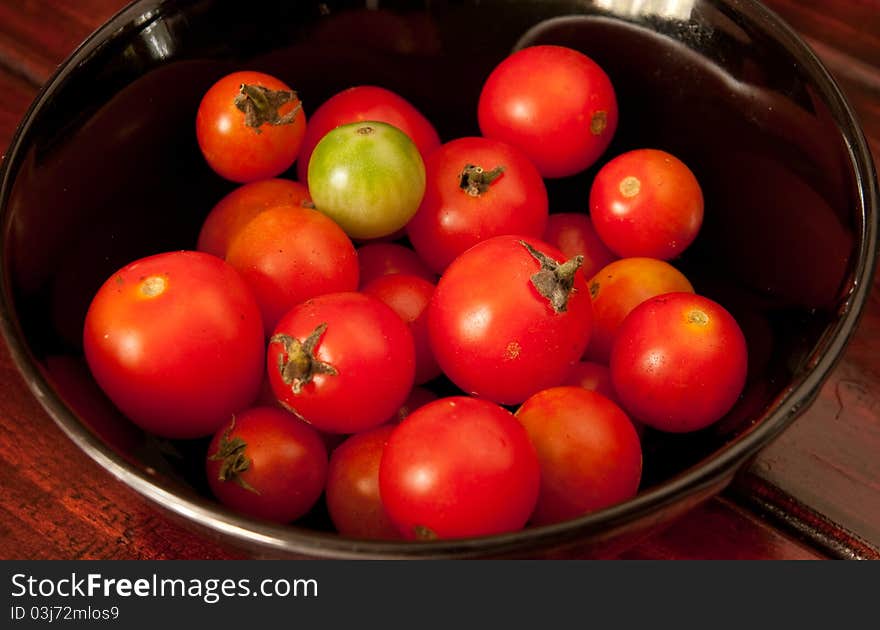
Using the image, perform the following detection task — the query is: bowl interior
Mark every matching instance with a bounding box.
[0,0,872,557]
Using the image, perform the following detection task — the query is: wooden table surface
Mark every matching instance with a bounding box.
[0,0,878,560]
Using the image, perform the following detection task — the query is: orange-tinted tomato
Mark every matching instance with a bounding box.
[224,205,359,332]
[586,257,694,364]
[196,71,306,183]
[197,179,312,258]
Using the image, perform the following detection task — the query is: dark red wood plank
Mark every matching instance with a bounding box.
[0,67,34,152]
[0,342,245,560]
[619,497,825,560]
[0,0,116,85]
[730,473,880,560]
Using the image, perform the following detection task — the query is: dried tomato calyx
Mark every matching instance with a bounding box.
[234,83,301,131]
[271,323,338,395]
[207,418,258,494]
[459,163,505,196]
[519,240,584,314]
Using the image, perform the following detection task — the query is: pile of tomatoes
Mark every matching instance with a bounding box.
[82,44,748,541]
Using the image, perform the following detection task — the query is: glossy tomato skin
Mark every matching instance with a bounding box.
[610,292,748,433]
[543,212,617,281]
[563,360,618,403]
[356,242,436,287]
[389,385,438,423]
[362,274,440,385]
[379,396,540,540]
[563,361,643,436]
[407,137,549,273]
[516,387,642,526]
[197,179,312,258]
[307,121,426,239]
[196,71,306,183]
[296,85,440,183]
[478,45,618,178]
[325,424,402,540]
[83,251,265,439]
[586,257,694,364]
[206,407,327,523]
[590,149,704,260]
[224,205,359,332]
[428,235,593,405]
[267,292,416,434]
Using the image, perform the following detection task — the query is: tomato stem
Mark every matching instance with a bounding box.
[519,240,584,313]
[208,418,259,494]
[459,164,505,196]
[234,83,301,132]
[270,323,338,395]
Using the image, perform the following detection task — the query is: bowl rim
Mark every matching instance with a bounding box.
[1,0,878,558]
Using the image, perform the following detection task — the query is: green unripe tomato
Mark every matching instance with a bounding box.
[307,121,426,239]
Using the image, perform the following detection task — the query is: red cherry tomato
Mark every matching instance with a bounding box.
[590,149,704,260]
[478,45,618,178]
[362,274,440,385]
[428,235,593,405]
[563,360,618,403]
[356,242,436,287]
[564,361,643,437]
[516,386,642,525]
[325,424,402,540]
[389,385,438,423]
[379,396,540,540]
[586,257,694,364]
[196,71,306,183]
[83,251,264,439]
[406,137,549,273]
[543,212,617,281]
[224,205,359,332]
[610,292,748,433]
[206,407,327,523]
[197,179,312,258]
[296,85,440,183]
[267,292,415,434]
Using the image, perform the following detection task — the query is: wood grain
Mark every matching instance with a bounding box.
[0,66,34,147]
[619,496,825,560]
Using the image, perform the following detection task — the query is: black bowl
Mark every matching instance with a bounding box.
[1,0,877,558]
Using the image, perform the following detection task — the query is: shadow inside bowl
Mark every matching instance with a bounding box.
[0,0,873,558]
